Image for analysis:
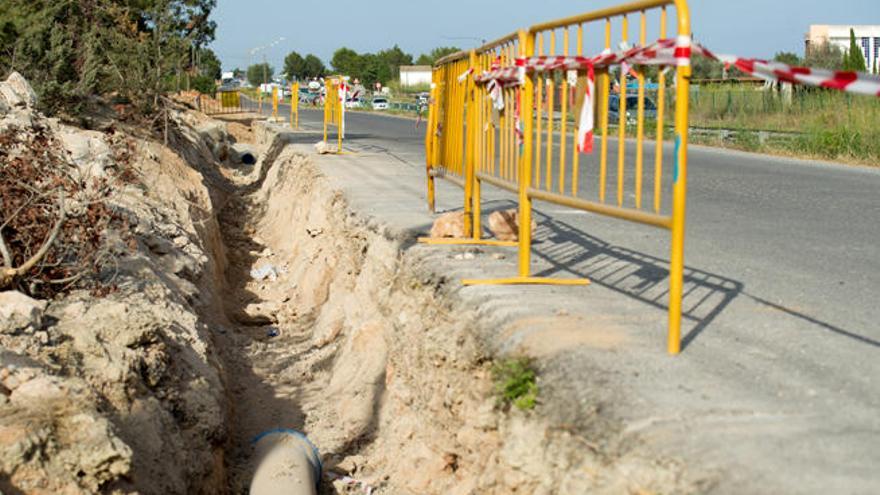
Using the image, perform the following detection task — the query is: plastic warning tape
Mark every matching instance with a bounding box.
[471,36,880,97]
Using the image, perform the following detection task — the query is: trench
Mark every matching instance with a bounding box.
[198,122,508,494]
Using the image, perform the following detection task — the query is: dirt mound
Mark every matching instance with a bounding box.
[0,76,232,493]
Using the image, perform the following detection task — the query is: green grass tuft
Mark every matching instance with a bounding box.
[492,357,539,411]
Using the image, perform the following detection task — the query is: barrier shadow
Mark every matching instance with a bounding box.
[528,209,743,349]
[473,203,744,351]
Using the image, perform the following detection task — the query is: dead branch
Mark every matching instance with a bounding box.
[0,195,66,289]
[0,229,12,268]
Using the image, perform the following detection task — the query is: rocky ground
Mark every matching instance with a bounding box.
[0,73,695,494]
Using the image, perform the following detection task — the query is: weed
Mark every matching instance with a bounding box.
[492,357,538,411]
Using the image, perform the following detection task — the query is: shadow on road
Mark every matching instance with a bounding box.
[467,200,743,351]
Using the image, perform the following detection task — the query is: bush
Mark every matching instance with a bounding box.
[192,75,217,96]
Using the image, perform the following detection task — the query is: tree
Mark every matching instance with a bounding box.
[283,51,305,80]
[416,46,461,66]
[331,47,362,75]
[377,44,413,80]
[843,29,867,72]
[359,53,392,86]
[302,54,325,78]
[199,48,222,80]
[247,63,273,87]
[0,0,219,115]
[773,51,801,66]
[805,42,844,71]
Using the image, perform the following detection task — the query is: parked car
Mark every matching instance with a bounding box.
[345,97,366,109]
[372,97,389,110]
[608,95,658,123]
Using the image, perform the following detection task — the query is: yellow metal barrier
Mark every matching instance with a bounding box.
[272,86,279,119]
[291,82,300,129]
[199,90,249,115]
[323,77,345,152]
[423,0,692,354]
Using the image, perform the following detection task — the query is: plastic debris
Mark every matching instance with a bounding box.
[250,264,279,282]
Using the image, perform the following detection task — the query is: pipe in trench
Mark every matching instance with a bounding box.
[232,143,257,166]
[249,429,322,495]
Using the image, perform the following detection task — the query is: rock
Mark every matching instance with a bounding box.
[488,209,535,242]
[56,127,113,179]
[0,72,38,109]
[0,291,47,335]
[314,140,337,154]
[430,211,467,239]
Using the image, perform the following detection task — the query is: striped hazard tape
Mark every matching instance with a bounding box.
[470,36,880,97]
[464,36,880,156]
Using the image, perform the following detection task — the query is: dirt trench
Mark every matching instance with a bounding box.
[194,117,695,494]
[208,132,503,493]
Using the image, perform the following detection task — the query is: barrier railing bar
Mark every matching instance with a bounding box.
[560,26,570,195]
[534,33,544,188]
[599,19,611,202]
[476,172,518,194]
[529,0,674,33]
[654,7,667,213]
[617,15,629,207]
[635,10,647,209]
[571,23,584,197]
[528,188,672,229]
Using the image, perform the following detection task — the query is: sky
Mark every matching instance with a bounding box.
[210,0,879,72]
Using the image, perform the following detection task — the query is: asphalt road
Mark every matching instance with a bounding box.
[264,102,880,493]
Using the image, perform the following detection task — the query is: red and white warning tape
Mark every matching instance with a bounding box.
[470,36,880,97]
[462,35,880,156]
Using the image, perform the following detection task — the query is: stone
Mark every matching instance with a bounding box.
[314,140,337,154]
[56,127,113,179]
[0,72,38,109]
[429,211,466,239]
[488,209,535,242]
[0,291,47,335]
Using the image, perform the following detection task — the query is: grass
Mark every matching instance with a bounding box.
[492,357,539,411]
[682,86,880,164]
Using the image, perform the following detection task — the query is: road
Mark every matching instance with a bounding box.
[263,102,880,493]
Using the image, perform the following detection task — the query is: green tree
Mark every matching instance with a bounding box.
[843,29,867,72]
[360,53,392,86]
[0,0,218,116]
[773,51,801,66]
[199,48,222,80]
[805,42,844,70]
[283,50,305,80]
[416,46,461,66]
[302,54,325,78]
[247,63,273,87]
[377,44,413,80]
[331,47,362,75]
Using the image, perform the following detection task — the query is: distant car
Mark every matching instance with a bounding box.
[415,92,430,104]
[300,92,321,105]
[608,95,658,123]
[345,97,366,109]
[372,97,389,110]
